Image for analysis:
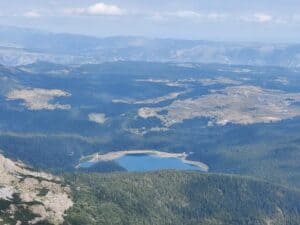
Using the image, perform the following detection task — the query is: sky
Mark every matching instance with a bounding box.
[0,0,300,42]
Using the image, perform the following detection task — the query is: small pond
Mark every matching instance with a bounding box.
[115,154,201,172]
[79,153,202,172]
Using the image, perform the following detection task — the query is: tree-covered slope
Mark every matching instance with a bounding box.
[64,171,300,225]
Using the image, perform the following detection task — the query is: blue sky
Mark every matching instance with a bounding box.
[1,0,300,42]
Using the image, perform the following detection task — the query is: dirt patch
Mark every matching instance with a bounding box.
[7,88,71,110]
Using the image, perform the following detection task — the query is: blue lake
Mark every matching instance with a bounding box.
[114,154,201,172]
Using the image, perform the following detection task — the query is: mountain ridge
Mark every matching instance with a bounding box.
[1,26,300,67]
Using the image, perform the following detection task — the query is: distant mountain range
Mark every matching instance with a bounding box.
[1,26,300,67]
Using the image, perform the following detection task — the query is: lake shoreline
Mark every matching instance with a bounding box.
[78,150,209,172]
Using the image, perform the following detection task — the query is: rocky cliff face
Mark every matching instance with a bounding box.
[0,154,73,225]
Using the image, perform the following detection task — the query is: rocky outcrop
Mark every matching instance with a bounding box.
[0,154,73,225]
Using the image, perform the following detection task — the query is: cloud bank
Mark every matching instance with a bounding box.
[65,2,123,16]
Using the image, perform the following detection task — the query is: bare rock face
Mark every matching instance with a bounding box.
[0,154,73,225]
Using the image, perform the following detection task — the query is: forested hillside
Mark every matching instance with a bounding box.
[64,171,300,225]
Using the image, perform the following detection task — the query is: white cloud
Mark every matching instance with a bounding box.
[153,10,228,22]
[88,113,107,124]
[173,10,203,19]
[88,3,123,15]
[254,13,273,22]
[23,11,41,18]
[242,13,273,23]
[65,2,123,16]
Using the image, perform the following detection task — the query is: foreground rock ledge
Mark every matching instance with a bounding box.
[0,154,73,225]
